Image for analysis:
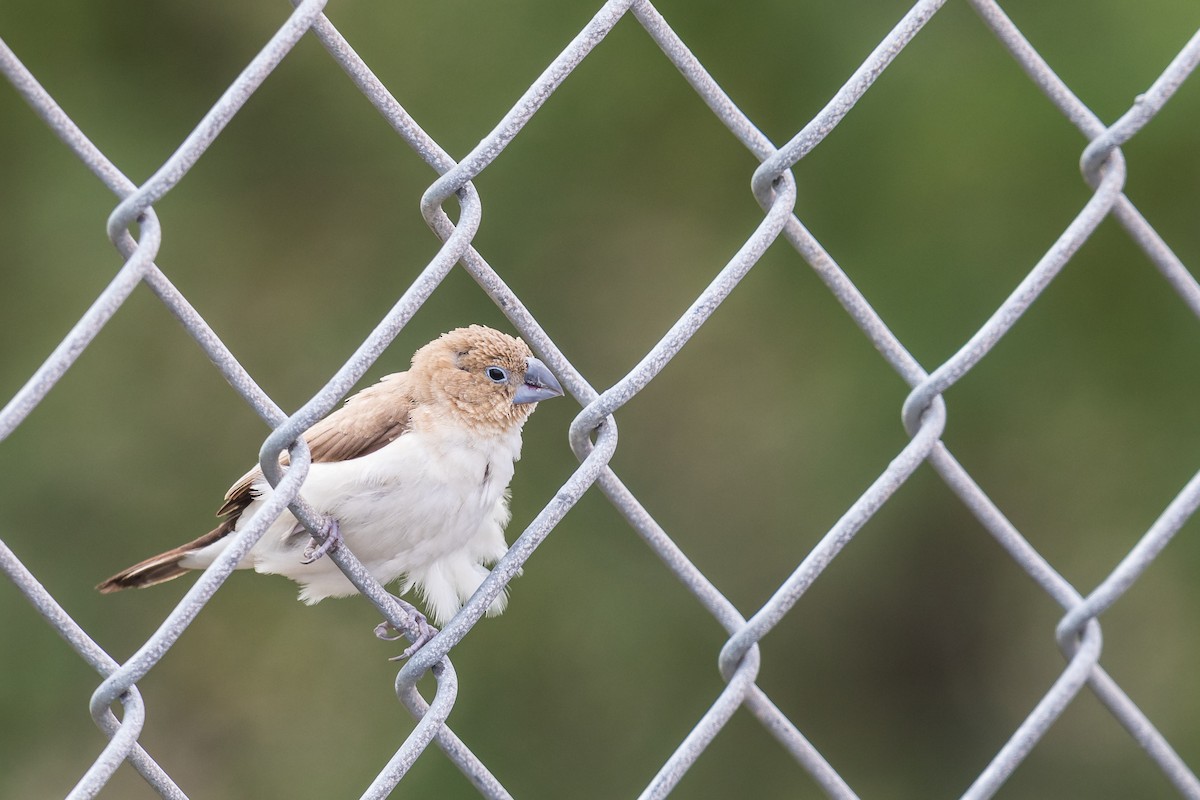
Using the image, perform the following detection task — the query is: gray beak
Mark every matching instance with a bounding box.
[513,357,564,404]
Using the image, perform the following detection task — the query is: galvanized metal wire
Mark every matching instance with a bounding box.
[2,1,1199,797]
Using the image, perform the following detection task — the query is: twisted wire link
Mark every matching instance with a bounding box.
[1,1,1199,798]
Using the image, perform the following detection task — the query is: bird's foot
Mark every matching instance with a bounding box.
[375,606,439,661]
[300,518,342,565]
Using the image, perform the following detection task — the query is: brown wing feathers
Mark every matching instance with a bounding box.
[96,374,415,594]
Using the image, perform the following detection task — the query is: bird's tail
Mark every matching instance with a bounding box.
[96,549,192,593]
[97,524,232,594]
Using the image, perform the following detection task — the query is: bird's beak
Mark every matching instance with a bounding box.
[513,357,564,404]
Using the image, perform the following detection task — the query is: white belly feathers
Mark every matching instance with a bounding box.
[183,425,522,623]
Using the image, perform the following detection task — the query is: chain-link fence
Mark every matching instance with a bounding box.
[2,1,1199,798]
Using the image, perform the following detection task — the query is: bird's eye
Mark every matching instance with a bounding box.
[485,366,509,383]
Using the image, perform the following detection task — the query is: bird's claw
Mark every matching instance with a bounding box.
[375,610,439,661]
[301,519,342,565]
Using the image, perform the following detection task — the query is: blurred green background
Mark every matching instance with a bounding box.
[2,1,1200,797]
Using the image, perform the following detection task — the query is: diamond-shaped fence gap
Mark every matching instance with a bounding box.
[0,582,122,798]
[125,585,457,799]
[752,468,1031,791]
[939,451,1200,797]
[0,550,179,799]
[603,256,904,613]
[752,236,922,412]
[990,2,1200,123]
[787,15,1090,371]
[445,507,723,800]
[0,288,234,567]
[0,4,296,185]
[135,90,445,395]
[936,226,1200,587]
[214,269,507,415]
[657,705,836,800]
[321,1,605,160]
[461,22,774,373]
[103,656,268,799]
[989,686,1194,800]
[646,0,935,148]
[0,296,276,792]
[109,559,408,797]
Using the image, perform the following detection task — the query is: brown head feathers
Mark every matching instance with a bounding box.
[411,326,552,433]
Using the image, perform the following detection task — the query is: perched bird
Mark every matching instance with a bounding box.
[97,325,563,634]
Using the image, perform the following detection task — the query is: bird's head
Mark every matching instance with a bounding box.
[411,325,564,431]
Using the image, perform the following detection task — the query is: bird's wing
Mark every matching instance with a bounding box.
[302,373,416,463]
[215,372,416,519]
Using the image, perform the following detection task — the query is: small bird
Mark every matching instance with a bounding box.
[97,325,563,636]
